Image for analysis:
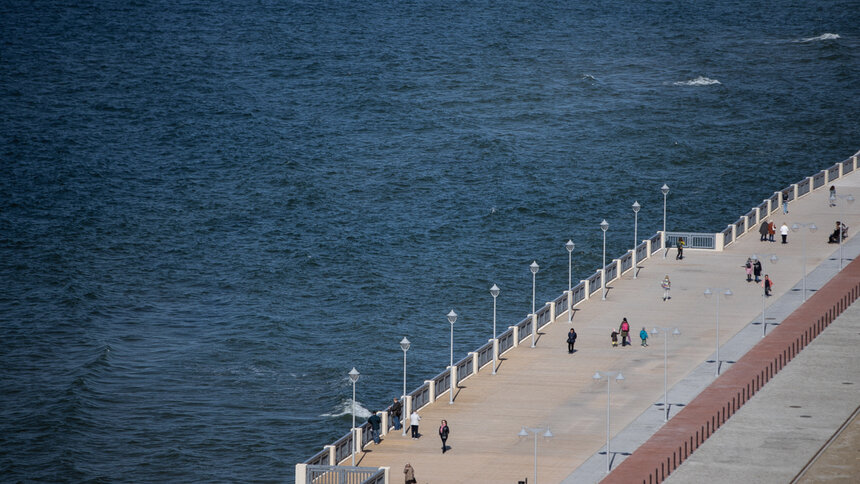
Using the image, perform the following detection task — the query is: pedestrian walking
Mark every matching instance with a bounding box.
[640,327,648,347]
[753,258,762,283]
[661,275,671,301]
[404,463,417,484]
[830,185,837,207]
[367,411,382,444]
[390,397,402,431]
[619,318,630,347]
[676,237,685,260]
[566,327,577,353]
[744,258,753,282]
[783,191,790,214]
[759,220,769,241]
[439,419,450,453]
[610,329,619,348]
[780,222,789,244]
[763,275,773,296]
[409,410,421,439]
[768,221,776,242]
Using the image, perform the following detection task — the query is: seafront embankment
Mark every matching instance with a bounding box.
[297,151,860,484]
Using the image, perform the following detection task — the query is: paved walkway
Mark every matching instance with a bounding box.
[355,168,860,484]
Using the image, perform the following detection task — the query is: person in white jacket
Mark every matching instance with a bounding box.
[409,410,421,439]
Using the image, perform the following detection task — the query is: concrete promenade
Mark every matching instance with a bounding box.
[353,167,860,483]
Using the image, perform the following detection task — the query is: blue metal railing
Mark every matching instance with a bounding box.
[797,178,811,197]
[588,271,602,295]
[813,170,826,190]
[498,327,514,354]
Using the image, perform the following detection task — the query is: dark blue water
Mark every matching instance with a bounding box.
[2,0,858,481]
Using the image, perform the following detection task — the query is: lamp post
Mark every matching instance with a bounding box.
[835,194,855,269]
[518,426,553,484]
[703,288,733,376]
[600,220,609,300]
[632,201,640,279]
[566,240,575,321]
[399,337,410,435]
[593,371,624,473]
[530,261,539,347]
[750,254,779,337]
[661,184,670,258]
[490,284,500,374]
[348,367,360,466]
[650,327,681,421]
[447,310,457,404]
[790,223,818,301]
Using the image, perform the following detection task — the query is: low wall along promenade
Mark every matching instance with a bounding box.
[297,151,860,484]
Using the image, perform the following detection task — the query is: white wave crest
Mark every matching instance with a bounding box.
[797,33,840,43]
[321,398,372,418]
[673,76,721,86]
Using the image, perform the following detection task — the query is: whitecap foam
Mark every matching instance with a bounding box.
[673,76,721,86]
[321,399,372,418]
[797,33,840,43]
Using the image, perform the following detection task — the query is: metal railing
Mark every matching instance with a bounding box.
[410,382,430,411]
[722,225,734,246]
[456,354,473,384]
[307,465,385,484]
[306,448,330,467]
[476,341,493,369]
[635,241,648,264]
[333,432,353,465]
[666,232,717,250]
[745,208,757,227]
[604,260,617,282]
[648,232,662,254]
[554,292,568,319]
[516,316,531,343]
[813,170,826,189]
[498,327,514,354]
[843,159,854,174]
[433,369,450,400]
[587,271,602,295]
[536,304,552,328]
[768,193,779,212]
[571,281,586,307]
[797,178,811,197]
[734,218,745,237]
[620,251,633,273]
[756,200,768,218]
[828,164,840,181]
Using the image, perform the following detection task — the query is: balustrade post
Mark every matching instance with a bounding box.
[355,427,363,453]
[824,169,830,184]
[449,365,458,401]
[645,238,652,257]
[600,269,606,297]
[509,325,519,347]
[295,464,307,484]
[730,223,737,242]
[754,207,760,226]
[380,411,389,436]
[324,445,336,465]
[615,258,622,279]
[491,338,499,368]
[776,191,783,211]
[839,162,844,178]
[582,279,590,300]
[793,183,799,200]
[715,231,725,251]
[548,301,556,325]
[424,381,434,404]
[469,351,479,375]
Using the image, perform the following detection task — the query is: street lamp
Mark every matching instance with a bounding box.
[632,201,640,279]
[566,240,575,321]
[703,288,733,376]
[530,261,539,347]
[661,184,670,258]
[600,220,609,300]
[593,371,624,473]
[447,310,457,404]
[348,367,360,466]
[835,194,855,270]
[399,337,410,435]
[650,327,681,422]
[518,426,553,484]
[490,284,500,374]
[750,254,779,337]
[791,223,818,301]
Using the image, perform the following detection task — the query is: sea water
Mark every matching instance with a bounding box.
[1,0,858,481]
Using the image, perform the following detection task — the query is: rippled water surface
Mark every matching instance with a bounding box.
[2,0,858,481]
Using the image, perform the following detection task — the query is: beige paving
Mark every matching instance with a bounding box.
[355,169,860,484]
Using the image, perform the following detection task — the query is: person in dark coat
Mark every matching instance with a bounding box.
[753,259,762,283]
[390,397,402,431]
[439,419,450,453]
[619,318,630,346]
[759,220,769,241]
[763,275,773,296]
[567,327,577,353]
[367,411,381,444]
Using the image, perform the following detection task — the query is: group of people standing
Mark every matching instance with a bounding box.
[759,219,790,244]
